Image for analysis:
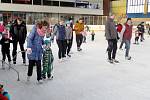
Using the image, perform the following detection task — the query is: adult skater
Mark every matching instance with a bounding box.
[10,18,27,64]
[27,20,49,83]
[52,19,67,62]
[74,18,84,51]
[105,14,119,63]
[121,18,133,60]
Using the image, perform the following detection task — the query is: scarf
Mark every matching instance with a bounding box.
[37,28,45,37]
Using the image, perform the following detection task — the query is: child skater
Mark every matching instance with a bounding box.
[65,21,73,57]
[42,31,54,80]
[0,27,12,69]
[134,29,140,44]
[91,30,95,41]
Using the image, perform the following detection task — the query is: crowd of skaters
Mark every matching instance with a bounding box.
[0,17,96,84]
[105,14,148,64]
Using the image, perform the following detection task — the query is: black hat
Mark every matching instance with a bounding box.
[0,84,3,88]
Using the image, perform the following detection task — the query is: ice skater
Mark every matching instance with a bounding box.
[27,20,49,83]
[42,31,54,80]
[0,27,12,69]
[91,30,95,41]
[65,21,73,57]
[121,18,133,60]
[134,29,140,45]
[105,14,119,63]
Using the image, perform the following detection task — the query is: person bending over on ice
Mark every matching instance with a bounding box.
[27,20,49,84]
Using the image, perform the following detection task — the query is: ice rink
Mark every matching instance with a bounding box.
[0,31,150,100]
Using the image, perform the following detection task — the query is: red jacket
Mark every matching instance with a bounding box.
[123,23,133,40]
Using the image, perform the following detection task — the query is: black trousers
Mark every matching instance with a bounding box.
[1,45,11,62]
[107,39,118,60]
[12,41,26,63]
[66,39,72,55]
[92,35,95,41]
[76,34,83,48]
[56,40,67,59]
[27,60,42,81]
[135,37,139,43]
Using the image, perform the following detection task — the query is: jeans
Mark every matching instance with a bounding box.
[124,40,131,57]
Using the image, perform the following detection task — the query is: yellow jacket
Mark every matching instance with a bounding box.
[74,23,84,35]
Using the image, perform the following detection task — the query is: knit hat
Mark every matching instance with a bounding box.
[66,21,70,24]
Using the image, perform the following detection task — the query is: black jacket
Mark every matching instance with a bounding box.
[10,20,27,44]
[137,24,145,33]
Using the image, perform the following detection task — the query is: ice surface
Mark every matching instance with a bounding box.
[0,31,150,100]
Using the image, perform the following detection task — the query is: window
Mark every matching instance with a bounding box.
[1,0,11,3]
[60,1,75,7]
[43,0,59,6]
[12,0,32,4]
[33,0,41,5]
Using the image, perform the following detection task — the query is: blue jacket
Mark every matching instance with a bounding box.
[27,26,44,60]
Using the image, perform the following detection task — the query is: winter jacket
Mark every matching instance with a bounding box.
[52,24,66,40]
[123,23,133,40]
[10,21,27,44]
[74,23,84,35]
[105,18,118,40]
[0,24,4,33]
[137,24,145,33]
[27,26,44,60]
[66,27,72,40]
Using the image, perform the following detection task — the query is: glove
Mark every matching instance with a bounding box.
[27,48,32,54]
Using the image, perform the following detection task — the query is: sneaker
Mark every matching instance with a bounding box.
[47,74,53,80]
[108,59,113,64]
[125,56,131,60]
[27,76,31,82]
[112,59,119,63]
[38,80,43,84]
